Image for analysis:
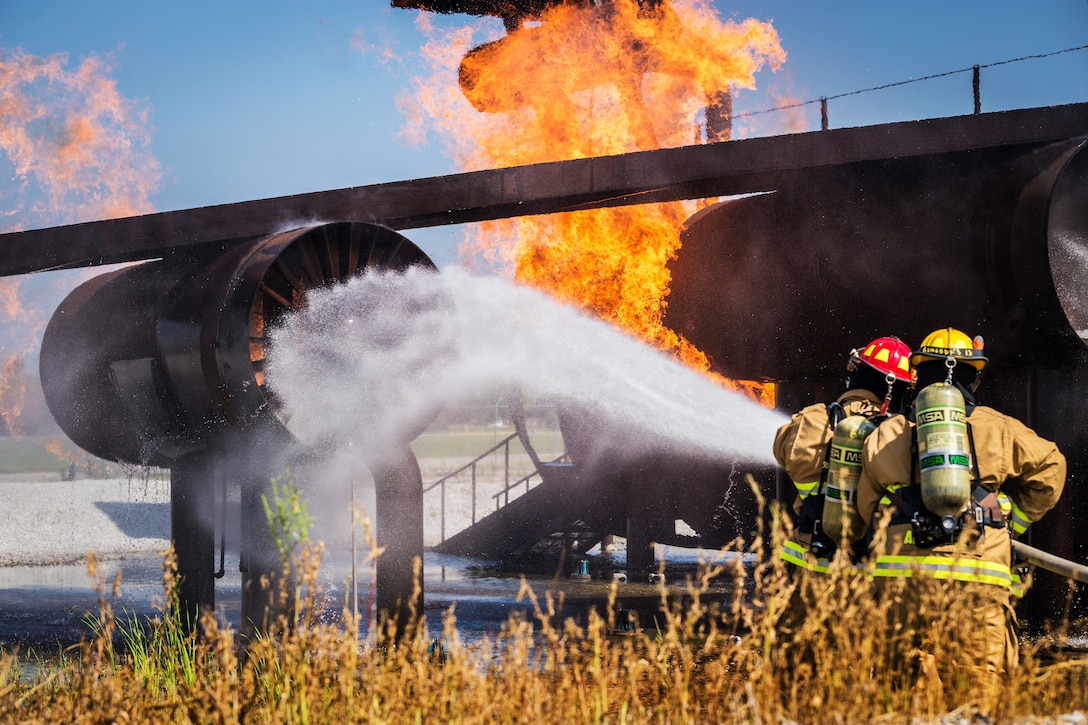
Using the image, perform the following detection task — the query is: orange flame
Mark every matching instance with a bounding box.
[0,47,162,436]
[0,355,25,436]
[401,0,783,404]
[44,438,69,461]
[0,48,162,230]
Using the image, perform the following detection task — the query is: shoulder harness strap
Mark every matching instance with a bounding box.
[818,402,847,489]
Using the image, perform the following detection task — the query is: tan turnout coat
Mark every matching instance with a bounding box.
[773,388,882,569]
[856,403,1066,671]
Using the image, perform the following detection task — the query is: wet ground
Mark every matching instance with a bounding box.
[0,548,746,653]
[0,475,750,653]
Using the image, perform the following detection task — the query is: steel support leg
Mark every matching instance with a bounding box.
[626,516,655,573]
[171,456,216,627]
[239,464,289,639]
[373,446,425,639]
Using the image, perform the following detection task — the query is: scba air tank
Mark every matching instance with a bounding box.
[915,382,972,517]
[822,414,877,543]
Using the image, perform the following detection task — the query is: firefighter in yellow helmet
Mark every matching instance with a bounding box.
[853,328,1066,674]
[773,336,913,573]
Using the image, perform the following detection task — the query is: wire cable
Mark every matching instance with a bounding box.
[731,44,1088,121]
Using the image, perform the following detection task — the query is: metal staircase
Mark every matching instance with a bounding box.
[424,437,611,558]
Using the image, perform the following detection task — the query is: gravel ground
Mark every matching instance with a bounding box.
[0,467,494,567]
[0,477,170,567]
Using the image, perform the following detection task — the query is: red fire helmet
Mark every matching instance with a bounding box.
[849,336,913,383]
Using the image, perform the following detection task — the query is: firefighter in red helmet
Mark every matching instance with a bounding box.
[773,335,913,573]
[853,327,1066,676]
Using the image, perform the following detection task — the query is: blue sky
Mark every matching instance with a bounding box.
[2,1,1087,266]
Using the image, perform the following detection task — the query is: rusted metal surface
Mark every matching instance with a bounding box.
[1,103,1085,277]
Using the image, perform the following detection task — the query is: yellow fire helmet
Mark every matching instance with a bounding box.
[910,327,988,371]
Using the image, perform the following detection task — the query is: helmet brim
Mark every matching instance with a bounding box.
[909,351,987,371]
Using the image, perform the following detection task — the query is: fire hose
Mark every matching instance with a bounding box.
[1011,540,1088,585]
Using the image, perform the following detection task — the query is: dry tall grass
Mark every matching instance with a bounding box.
[1,489,1085,723]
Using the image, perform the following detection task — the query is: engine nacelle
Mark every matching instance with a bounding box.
[667,139,1088,382]
[40,221,436,468]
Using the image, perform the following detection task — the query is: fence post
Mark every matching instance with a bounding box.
[973,65,981,114]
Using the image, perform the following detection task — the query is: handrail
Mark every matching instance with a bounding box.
[421,431,519,494]
[422,431,519,544]
[492,453,570,509]
[422,432,569,546]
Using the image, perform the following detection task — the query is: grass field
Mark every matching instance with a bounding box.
[0,436,71,475]
[3,512,1085,723]
[0,427,566,483]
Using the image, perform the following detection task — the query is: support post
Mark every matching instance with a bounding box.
[171,456,217,628]
[706,89,733,143]
[626,516,656,573]
[372,446,425,639]
[973,65,981,115]
[239,461,291,640]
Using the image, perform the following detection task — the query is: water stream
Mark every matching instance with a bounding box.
[267,266,786,467]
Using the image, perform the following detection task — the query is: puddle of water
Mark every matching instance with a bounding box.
[0,547,748,651]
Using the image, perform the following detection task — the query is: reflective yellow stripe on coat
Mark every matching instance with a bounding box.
[1010,569,1030,599]
[1009,499,1033,536]
[872,554,1012,589]
[793,480,819,499]
[780,540,831,574]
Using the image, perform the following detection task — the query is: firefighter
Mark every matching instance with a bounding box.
[773,336,913,572]
[854,327,1066,674]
